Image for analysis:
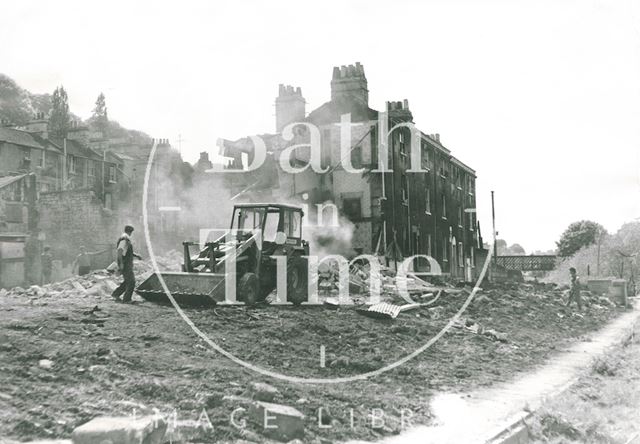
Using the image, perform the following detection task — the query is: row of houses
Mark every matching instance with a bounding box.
[0,114,178,287]
[0,116,124,203]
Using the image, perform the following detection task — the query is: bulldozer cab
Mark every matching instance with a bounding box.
[231,204,303,248]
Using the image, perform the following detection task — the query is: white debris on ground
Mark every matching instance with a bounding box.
[0,250,183,302]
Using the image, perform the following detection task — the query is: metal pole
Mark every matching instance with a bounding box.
[596,229,602,276]
[491,190,497,263]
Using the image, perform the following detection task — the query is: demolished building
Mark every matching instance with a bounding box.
[222,63,485,279]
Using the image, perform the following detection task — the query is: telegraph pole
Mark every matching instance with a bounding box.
[491,190,497,263]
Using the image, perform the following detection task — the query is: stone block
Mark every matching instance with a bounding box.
[71,416,166,444]
[249,382,279,402]
[587,279,611,295]
[248,401,304,442]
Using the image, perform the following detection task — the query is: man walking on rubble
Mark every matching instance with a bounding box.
[111,225,142,303]
[565,267,582,310]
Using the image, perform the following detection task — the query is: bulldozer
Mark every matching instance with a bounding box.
[136,203,310,306]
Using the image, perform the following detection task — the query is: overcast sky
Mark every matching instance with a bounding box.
[2,0,639,252]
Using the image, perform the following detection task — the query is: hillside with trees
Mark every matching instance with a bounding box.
[0,73,151,145]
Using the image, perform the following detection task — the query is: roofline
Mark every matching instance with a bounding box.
[420,133,451,154]
[450,156,476,175]
[233,203,303,211]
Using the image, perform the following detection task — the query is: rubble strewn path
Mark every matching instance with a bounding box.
[362,300,640,444]
[0,266,631,443]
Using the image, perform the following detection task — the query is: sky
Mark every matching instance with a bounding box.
[1,0,639,252]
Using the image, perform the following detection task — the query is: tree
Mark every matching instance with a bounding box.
[556,220,606,257]
[91,92,109,136]
[506,243,526,255]
[49,86,70,138]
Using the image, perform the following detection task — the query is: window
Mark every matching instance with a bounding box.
[108,165,116,183]
[441,193,447,219]
[322,128,331,168]
[351,144,362,169]
[67,155,77,174]
[401,174,408,202]
[88,161,96,177]
[39,150,45,168]
[426,234,432,257]
[422,141,431,170]
[343,197,362,221]
[236,208,264,232]
[282,210,301,238]
[425,187,431,214]
[458,205,464,227]
[398,131,406,156]
[263,211,279,242]
[458,242,464,267]
[370,125,378,166]
[442,236,449,262]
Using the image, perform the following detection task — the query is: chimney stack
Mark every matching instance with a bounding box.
[22,113,49,138]
[275,84,306,133]
[330,62,368,105]
[67,122,90,146]
[386,98,413,122]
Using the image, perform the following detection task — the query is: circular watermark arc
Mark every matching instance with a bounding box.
[142,141,494,384]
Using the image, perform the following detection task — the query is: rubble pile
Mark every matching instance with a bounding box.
[317,260,451,303]
[0,250,184,303]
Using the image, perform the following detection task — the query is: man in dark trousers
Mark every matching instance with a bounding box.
[111,225,142,303]
[565,267,582,310]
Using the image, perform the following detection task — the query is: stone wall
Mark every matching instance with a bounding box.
[37,189,119,267]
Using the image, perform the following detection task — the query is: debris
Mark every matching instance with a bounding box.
[71,281,87,293]
[71,416,167,444]
[483,329,508,342]
[323,298,340,309]
[356,303,402,320]
[38,359,54,369]
[248,401,305,442]
[250,382,280,402]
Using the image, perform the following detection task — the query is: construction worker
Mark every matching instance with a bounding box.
[111,225,142,303]
[72,246,107,276]
[565,267,582,310]
[41,246,53,285]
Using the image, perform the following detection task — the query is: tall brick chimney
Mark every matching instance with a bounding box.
[331,62,368,105]
[275,84,305,133]
[23,112,48,138]
[386,99,413,122]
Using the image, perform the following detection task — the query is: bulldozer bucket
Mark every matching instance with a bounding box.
[136,272,227,306]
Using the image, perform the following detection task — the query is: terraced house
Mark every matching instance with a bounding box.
[223,63,484,279]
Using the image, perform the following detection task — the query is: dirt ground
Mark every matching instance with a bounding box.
[0,269,625,443]
[529,321,640,444]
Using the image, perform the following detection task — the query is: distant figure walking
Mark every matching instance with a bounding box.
[565,267,582,310]
[72,246,107,276]
[41,246,53,285]
[111,225,142,303]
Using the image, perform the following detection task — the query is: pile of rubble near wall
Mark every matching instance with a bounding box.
[0,250,184,301]
[317,260,460,303]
